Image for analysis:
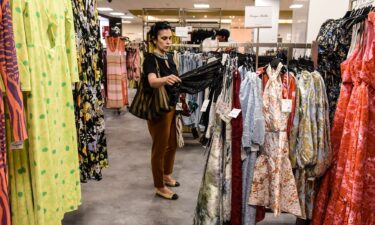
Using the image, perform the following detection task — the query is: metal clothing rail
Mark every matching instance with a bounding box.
[171,42,314,68]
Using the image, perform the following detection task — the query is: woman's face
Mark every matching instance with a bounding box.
[154,29,172,53]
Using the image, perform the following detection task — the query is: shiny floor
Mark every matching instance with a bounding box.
[63,107,296,225]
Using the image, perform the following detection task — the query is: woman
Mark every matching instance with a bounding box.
[143,21,181,200]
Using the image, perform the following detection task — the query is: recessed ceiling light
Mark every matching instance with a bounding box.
[122,20,132,24]
[221,19,232,24]
[279,19,293,24]
[204,15,207,18]
[110,12,125,16]
[97,7,113,12]
[289,4,303,9]
[194,4,210,8]
[122,16,134,19]
[229,16,235,19]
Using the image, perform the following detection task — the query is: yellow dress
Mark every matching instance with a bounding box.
[9,0,81,224]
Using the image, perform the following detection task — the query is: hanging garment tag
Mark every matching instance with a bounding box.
[207,57,218,64]
[200,100,210,112]
[251,144,260,152]
[101,84,105,90]
[222,54,228,65]
[176,102,183,111]
[228,108,242,118]
[281,99,293,113]
[10,141,24,150]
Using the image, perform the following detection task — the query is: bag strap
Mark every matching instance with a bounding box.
[154,57,161,78]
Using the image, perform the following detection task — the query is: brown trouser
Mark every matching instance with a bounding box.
[147,109,177,188]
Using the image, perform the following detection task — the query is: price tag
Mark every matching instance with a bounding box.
[200,100,210,112]
[10,141,24,150]
[207,57,218,64]
[228,108,241,118]
[251,144,260,152]
[281,99,292,113]
[176,102,183,111]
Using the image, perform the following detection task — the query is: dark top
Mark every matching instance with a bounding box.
[142,53,179,106]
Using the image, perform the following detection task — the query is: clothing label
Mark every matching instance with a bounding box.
[207,57,218,64]
[281,99,293,113]
[308,177,316,182]
[200,100,210,112]
[10,141,24,150]
[101,84,105,90]
[228,108,241,118]
[176,103,183,111]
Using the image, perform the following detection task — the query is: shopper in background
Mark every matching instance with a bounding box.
[143,21,181,200]
[216,29,230,42]
[215,29,234,52]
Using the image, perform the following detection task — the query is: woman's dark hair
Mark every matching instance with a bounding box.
[149,21,172,42]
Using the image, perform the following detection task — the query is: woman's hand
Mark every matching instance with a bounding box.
[164,75,181,86]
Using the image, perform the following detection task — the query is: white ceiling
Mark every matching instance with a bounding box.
[97,0,295,11]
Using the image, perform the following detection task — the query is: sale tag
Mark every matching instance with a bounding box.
[10,141,24,150]
[228,108,242,118]
[281,99,293,113]
[176,102,183,111]
[200,100,210,112]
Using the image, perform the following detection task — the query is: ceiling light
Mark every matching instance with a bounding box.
[97,7,113,12]
[221,19,232,24]
[122,20,132,24]
[229,16,235,19]
[110,12,125,16]
[194,4,210,8]
[289,4,303,9]
[204,15,207,18]
[279,19,293,24]
[122,16,134,19]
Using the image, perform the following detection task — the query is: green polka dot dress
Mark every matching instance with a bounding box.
[9,0,81,224]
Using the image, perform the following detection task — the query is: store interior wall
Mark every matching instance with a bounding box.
[291,0,309,44]
[306,0,349,43]
[122,23,143,41]
[278,23,292,43]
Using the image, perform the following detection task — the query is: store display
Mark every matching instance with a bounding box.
[72,0,108,182]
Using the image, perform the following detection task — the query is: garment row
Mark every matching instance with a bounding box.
[0,1,108,225]
[312,12,375,225]
[193,55,332,225]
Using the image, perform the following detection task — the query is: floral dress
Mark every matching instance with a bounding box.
[72,0,108,182]
[249,63,301,217]
[315,15,375,225]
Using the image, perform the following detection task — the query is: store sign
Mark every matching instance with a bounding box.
[175,27,189,37]
[245,6,273,28]
[182,34,191,42]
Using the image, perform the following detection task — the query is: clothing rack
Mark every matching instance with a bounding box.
[172,42,313,68]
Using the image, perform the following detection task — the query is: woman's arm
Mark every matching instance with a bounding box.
[148,73,181,88]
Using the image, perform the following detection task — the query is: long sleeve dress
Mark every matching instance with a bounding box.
[9,1,81,224]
